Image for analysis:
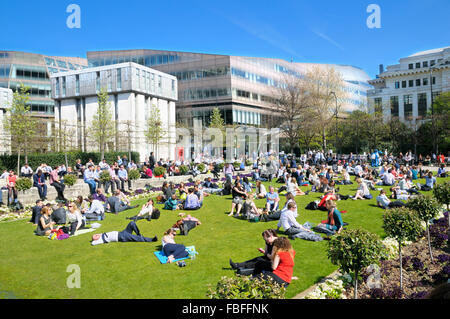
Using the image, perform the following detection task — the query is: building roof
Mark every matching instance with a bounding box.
[408,46,450,57]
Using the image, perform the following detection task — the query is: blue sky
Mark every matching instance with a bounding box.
[1,0,449,78]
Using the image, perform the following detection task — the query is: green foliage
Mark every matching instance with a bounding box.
[89,88,116,156]
[179,165,189,175]
[207,275,286,299]
[433,181,450,208]
[145,104,166,150]
[245,159,253,166]
[383,208,423,244]
[99,170,112,183]
[63,174,77,187]
[128,169,140,181]
[15,177,32,192]
[153,166,166,177]
[217,163,225,170]
[197,163,205,172]
[407,195,441,223]
[233,161,240,169]
[327,228,383,275]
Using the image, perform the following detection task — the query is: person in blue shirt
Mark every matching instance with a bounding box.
[84,165,97,195]
[422,172,437,191]
[437,164,447,178]
[266,186,280,212]
[118,165,131,191]
[184,188,201,210]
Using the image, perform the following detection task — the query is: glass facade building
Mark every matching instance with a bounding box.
[87,49,372,128]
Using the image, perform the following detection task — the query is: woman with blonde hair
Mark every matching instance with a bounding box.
[162,228,190,263]
[258,237,295,287]
[35,206,55,236]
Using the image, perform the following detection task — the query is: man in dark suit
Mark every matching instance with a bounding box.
[33,170,47,201]
[106,190,138,214]
[149,152,156,170]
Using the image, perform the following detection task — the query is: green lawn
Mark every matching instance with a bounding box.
[0,175,448,299]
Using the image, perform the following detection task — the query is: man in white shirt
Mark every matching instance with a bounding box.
[383,169,396,186]
[278,202,314,235]
[91,221,157,245]
[83,195,105,221]
[21,163,33,178]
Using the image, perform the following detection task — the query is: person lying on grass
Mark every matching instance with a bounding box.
[172,213,201,235]
[127,198,161,221]
[376,189,406,209]
[162,228,190,263]
[91,221,158,245]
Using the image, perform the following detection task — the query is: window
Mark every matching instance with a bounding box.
[402,81,407,88]
[374,98,382,113]
[432,77,436,85]
[62,77,66,96]
[415,62,421,69]
[409,80,414,87]
[408,64,414,70]
[395,81,400,89]
[390,96,399,117]
[404,94,413,118]
[416,79,421,86]
[117,68,122,90]
[430,60,436,66]
[418,93,427,117]
[423,78,428,86]
[75,74,80,94]
[96,72,100,92]
[55,78,60,96]
[423,61,428,68]
[171,79,175,91]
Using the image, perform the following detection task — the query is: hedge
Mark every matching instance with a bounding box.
[0,151,140,172]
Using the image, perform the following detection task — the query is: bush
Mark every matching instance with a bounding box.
[407,195,441,223]
[15,178,32,192]
[153,166,166,177]
[63,174,77,187]
[206,275,286,299]
[179,165,189,175]
[327,228,383,299]
[128,169,140,180]
[245,159,253,166]
[217,163,225,170]
[433,181,450,210]
[99,170,112,184]
[233,161,240,169]
[197,163,205,172]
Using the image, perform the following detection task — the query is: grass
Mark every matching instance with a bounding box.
[0,175,448,299]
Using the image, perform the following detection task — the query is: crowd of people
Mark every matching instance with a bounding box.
[1,148,448,291]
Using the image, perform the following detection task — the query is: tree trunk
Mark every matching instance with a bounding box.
[399,243,403,293]
[17,149,20,175]
[354,269,358,299]
[426,221,434,263]
[65,152,69,169]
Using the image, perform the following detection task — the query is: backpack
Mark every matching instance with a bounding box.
[151,208,160,220]
[305,201,318,210]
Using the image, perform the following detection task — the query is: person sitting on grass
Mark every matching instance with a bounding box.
[278,202,321,241]
[418,171,437,191]
[164,193,180,211]
[437,164,447,178]
[91,221,158,245]
[184,188,202,210]
[314,200,343,237]
[29,199,44,225]
[35,206,55,236]
[228,181,247,217]
[255,180,267,199]
[376,189,406,209]
[106,189,139,214]
[66,201,86,236]
[162,228,190,263]
[83,195,105,220]
[265,186,280,212]
[127,199,160,221]
[92,188,107,203]
[230,229,278,276]
[256,237,296,288]
[286,177,306,196]
[352,178,372,200]
[241,194,265,220]
[264,192,295,222]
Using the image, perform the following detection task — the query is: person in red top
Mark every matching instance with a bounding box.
[7,170,18,206]
[259,237,295,287]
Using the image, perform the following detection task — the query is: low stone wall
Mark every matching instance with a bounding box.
[1,169,253,206]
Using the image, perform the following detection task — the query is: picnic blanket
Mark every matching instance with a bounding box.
[73,228,96,237]
[154,245,198,264]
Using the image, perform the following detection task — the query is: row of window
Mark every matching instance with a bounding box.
[88,54,181,68]
[14,68,49,80]
[374,92,441,118]
[180,88,231,101]
[0,65,11,78]
[45,58,85,71]
[408,59,442,70]
[170,66,230,82]
[394,77,436,89]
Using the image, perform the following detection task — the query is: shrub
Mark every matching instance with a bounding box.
[197,163,205,172]
[327,228,383,299]
[433,181,450,210]
[15,177,32,192]
[153,166,166,177]
[217,163,225,170]
[128,169,140,181]
[206,275,286,299]
[179,165,189,175]
[63,174,77,187]
[233,161,240,169]
[245,159,253,166]
[99,170,112,184]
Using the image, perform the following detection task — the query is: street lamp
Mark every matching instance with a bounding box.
[329,91,339,156]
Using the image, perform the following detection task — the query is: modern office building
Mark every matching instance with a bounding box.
[368,46,450,122]
[0,51,88,152]
[0,87,13,154]
[87,49,372,128]
[50,62,178,162]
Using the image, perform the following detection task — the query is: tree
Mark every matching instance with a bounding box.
[273,74,311,154]
[327,228,383,299]
[55,119,76,167]
[383,208,423,293]
[2,83,36,173]
[208,107,226,156]
[429,92,450,155]
[433,181,450,248]
[118,120,135,161]
[304,65,346,151]
[88,88,116,160]
[144,103,166,160]
[408,194,442,262]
